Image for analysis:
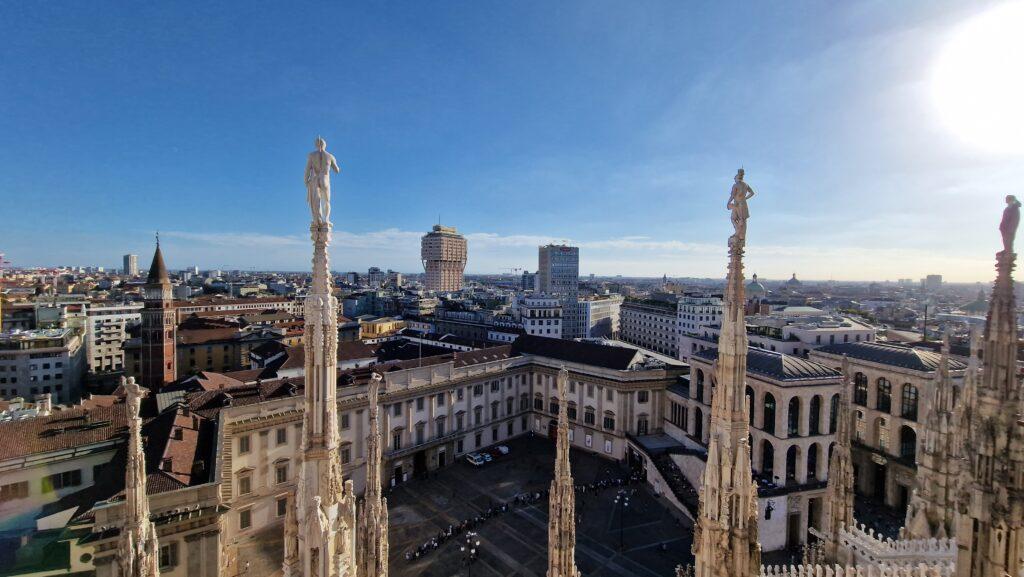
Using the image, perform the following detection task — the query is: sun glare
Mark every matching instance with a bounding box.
[932,1,1024,154]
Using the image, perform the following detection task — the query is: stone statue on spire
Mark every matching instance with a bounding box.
[305,137,341,226]
[999,194,1020,254]
[728,169,755,247]
[286,138,357,577]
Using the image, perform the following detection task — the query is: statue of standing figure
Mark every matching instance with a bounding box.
[727,169,755,246]
[305,137,341,226]
[999,194,1021,254]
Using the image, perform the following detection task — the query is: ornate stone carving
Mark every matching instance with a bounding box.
[547,367,581,577]
[694,170,760,577]
[117,376,160,577]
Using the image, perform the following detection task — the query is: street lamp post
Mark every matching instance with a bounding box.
[614,489,631,551]
[460,531,481,577]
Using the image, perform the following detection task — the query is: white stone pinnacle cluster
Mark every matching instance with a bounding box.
[547,366,581,577]
[284,139,358,577]
[118,376,161,577]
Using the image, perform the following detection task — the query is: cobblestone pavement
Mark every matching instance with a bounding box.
[387,435,694,577]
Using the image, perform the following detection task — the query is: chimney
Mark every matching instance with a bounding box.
[35,393,52,416]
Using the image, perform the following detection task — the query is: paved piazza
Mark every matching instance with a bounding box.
[387,435,694,577]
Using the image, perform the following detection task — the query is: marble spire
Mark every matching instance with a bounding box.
[906,332,959,540]
[117,376,160,577]
[822,356,856,564]
[547,367,580,577]
[284,138,357,577]
[357,373,388,577]
[953,201,1024,577]
[693,170,761,577]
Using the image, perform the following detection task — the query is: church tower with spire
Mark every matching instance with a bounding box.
[140,238,176,390]
[693,169,760,577]
[953,200,1024,577]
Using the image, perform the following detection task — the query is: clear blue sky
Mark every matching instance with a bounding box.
[1,1,1020,281]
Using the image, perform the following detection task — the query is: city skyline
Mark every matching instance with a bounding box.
[3,1,1023,282]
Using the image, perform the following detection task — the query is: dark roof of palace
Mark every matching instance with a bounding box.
[511,335,641,370]
[815,341,966,372]
[694,347,840,381]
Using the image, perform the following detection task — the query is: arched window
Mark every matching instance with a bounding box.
[763,393,776,434]
[901,384,919,421]
[788,397,801,437]
[807,443,819,480]
[786,445,799,484]
[809,395,822,435]
[746,386,756,426]
[854,372,868,406]
[695,369,705,403]
[900,426,917,461]
[876,378,892,413]
[761,440,775,478]
[550,397,559,415]
[829,394,840,434]
[534,394,543,411]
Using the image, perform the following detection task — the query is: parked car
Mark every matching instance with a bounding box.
[494,445,511,455]
[466,453,486,466]
[482,452,494,462]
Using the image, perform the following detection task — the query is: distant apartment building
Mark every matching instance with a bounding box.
[519,295,563,338]
[174,296,302,321]
[922,274,943,291]
[577,294,624,339]
[367,267,387,287]
[680,308,876,359]
[521,270,537,291]
[676,293,723,360]
[0,328,86,404]
[122,253,139,277]
[85,301,143,374]
[619,298,679,357]
[421,224,467,292]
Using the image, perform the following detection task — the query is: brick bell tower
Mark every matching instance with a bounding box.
[140,236,176,390]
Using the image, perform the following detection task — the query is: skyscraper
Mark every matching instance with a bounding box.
[123,253,139,277]
[538,244,581,338]
[537,244,579,295]
[421,224,467,292]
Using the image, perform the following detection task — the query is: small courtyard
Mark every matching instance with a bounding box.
[387,435,694,577]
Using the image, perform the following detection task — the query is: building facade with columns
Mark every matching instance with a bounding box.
[809,341,965,512]
[667,346,841,550]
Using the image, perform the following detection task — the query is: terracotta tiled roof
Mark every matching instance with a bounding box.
[0,404,128,461]
[177,327,239,345]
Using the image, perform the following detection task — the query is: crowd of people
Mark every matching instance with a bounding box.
[403,470,646,562]
[653,454,699,516]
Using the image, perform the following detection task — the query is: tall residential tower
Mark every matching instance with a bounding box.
[421,224,467,292]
